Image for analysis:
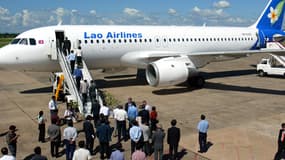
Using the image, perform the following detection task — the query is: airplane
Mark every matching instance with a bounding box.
[0,0,285,88]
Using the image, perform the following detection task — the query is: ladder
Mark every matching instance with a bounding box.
[270,54,285,67]
[56,49,104,116]
[57,49,84,113]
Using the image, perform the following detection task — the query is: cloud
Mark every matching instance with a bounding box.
[123,8,140,16]
[213,1,230,9]
[168,8,177,15]
[193,6,201,12]
[22,10,30,26]
[54,7,66,23]
[192,6,225,17]
[0,5,254,33]
[89,10,96,16]
[0,7,9,15]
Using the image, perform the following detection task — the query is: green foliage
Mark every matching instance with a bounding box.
[0,33,17,48]
[0,33,18,38]
[0,38,12,48]
[102,90,120,109]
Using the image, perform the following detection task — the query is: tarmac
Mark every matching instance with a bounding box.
[0,53,284,159]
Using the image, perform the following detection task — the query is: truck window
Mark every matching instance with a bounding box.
[260,60,267,64]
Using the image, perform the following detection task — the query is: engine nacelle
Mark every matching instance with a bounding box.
[146,57,193,87]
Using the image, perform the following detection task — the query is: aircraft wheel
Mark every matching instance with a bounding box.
[188,76,205,88]
[195,76,205,88]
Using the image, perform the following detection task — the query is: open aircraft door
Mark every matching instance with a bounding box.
[74,39,80,49]
[49,31,65,60]
[49,37,57,60]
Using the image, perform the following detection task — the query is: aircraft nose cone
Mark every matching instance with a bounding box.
[0,45,17,69]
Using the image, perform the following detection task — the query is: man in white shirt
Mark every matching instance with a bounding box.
[114,105,128,142]
[112,106,120,137]
[48,96,58,120]
[99,104,110,120]
[72,141,92,160]
[140,120,151,156]
[0,147,15,160]
[76,46,83,66]
[142,100,151,112]
[64,121,77,160]
[80,80,89,106]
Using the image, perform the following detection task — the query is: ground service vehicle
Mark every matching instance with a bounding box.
[257,54,285,77]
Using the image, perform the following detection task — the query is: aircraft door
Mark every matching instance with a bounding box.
[74,39,80,49]
[52,31,65,60]
[49,38,57,60]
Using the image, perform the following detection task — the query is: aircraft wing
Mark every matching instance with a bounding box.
[121,49,285,68]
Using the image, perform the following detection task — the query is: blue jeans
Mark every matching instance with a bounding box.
[65,140,75,160]
[8,144,16,157]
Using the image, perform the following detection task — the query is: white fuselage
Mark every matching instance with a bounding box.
[0,25,259,71]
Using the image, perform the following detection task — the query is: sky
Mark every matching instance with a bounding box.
[0,0,268,33]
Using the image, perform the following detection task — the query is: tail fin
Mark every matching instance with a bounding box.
[251,0,285,30]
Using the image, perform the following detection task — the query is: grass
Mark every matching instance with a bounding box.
[0,38,12,48]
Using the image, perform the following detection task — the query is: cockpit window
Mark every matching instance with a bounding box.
[10,38,20,44]
[19,38,28,45]
[29,38,36,45]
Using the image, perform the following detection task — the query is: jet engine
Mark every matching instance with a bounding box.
[146,56,196,87]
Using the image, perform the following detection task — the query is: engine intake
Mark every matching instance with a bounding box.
[146,57,191,87]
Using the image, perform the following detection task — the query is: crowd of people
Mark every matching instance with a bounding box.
[0,37,213,159]
[1,95,211,160]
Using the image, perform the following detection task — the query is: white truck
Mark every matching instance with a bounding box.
[257,54,285,77]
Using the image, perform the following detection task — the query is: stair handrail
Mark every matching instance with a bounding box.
[57,49,84,113]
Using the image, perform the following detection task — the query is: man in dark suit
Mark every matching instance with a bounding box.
[63,37,71,55]
[97,119,112,159]
[138,105,150,126]
[91,100,101,127]
[274,123,285,160]
[83,115,95,154]
[167,119,180,160]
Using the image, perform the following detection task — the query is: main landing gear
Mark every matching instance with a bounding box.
[188,76,205,88]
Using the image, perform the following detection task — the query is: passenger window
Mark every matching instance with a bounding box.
[19,38,28,45]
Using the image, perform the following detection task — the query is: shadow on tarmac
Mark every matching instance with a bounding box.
[20,86,52,94]
[18,69,284,96]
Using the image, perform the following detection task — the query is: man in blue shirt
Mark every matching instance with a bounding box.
[127,105,138,129]
[129,120,142,154]
[73,68,83,90]
[67,50,76,74]
[197,114,209,153]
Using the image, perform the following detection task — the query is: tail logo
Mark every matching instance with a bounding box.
[267,0,285,25]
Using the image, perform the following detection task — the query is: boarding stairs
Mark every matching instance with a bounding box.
[56,49,103,116]
[270,54,285,67]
